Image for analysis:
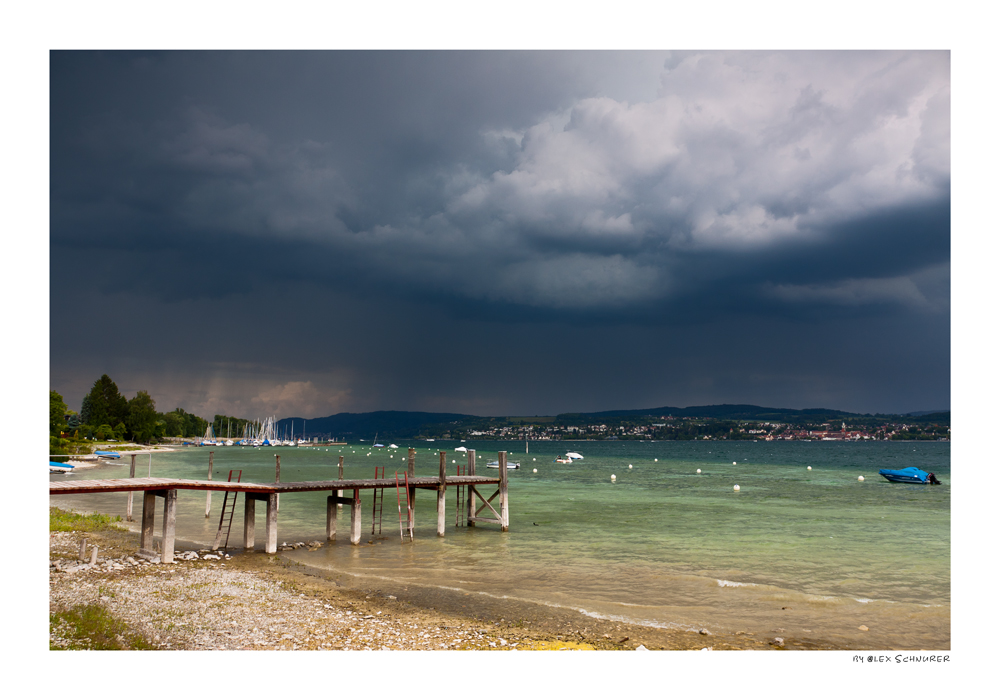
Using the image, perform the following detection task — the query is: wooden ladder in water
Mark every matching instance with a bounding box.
[372,466,385,535]
[211,470,242,551]
[395,471,413,542]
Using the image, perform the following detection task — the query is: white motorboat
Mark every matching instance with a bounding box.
[486,460,520,469]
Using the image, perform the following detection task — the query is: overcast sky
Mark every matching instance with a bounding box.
[49,50,950,419]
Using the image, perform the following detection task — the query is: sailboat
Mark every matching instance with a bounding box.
[201,425,219,446]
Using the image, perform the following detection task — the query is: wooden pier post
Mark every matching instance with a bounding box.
[205,451,214,517]
[437,451,447,536]
[243,495,256,550]
[265,493,278,554]
[337,455,344,511]
[161,489,177,563]
[350,489,362,545]
[126,454,136,521]
[327,493,338,540]
[139,491,157,556]
[407,448,416,530]
[275,455,281,512]
[499,452,509,532]
[467,449,476,527]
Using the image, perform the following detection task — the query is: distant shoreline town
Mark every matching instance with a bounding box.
[449,416,949,442]
[52,375,948,454]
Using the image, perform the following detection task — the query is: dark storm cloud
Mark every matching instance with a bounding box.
[50,50,950,417]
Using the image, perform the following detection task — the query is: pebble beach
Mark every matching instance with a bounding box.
[48,517,769,651]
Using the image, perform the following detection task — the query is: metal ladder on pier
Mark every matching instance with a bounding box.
[211,470,242,551]
[454,461,466,527]
[395,471,413,542]
[372,466,385,535]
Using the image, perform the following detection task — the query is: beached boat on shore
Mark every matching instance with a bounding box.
[878,467,941,484]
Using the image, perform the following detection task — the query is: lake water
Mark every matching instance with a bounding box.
[50,439,950,649]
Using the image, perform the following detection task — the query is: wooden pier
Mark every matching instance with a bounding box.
[49,449,510,563]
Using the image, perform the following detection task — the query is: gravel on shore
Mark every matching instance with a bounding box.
[49,521,775,651]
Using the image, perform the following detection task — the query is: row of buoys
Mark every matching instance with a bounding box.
[604,466,867,486]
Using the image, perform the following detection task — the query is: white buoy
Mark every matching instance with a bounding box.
[629,465,633,469]
[807,466,812,470]
[533,468,537,473]
[697,469,701,474]
[532,458,536,461]
[858,476,865,482]
[611,474,617,482]
[654,458,658,462]
[733,485,740,491]
[733,461,737,465]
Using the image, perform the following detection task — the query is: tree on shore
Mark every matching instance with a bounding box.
[126,390,159,443]
[50,391,68,437]
[81,375,128,430]
[162,408,208,438]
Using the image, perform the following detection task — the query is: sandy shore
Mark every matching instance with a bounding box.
[49,513,779,651]
[57,444,178,471]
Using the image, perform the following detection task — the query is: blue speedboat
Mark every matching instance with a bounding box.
[878,467,941,484]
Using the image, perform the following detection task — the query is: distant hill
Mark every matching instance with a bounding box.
[277,404,948,440]
[556,404,865,423]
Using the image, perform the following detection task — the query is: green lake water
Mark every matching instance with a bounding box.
[51,439,950,649]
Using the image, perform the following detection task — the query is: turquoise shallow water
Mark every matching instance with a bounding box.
[51,439,950,649]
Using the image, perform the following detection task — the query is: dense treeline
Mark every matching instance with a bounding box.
[50,375,210,454]
[211,415,254,441]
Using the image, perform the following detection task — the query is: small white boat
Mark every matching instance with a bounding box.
[486,460,520,469]
[565,452,584,460]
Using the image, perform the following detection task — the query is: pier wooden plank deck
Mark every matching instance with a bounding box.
[49,475,500,496]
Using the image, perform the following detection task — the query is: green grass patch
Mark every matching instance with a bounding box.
[50,604,156,650]
[49,507,125,533]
